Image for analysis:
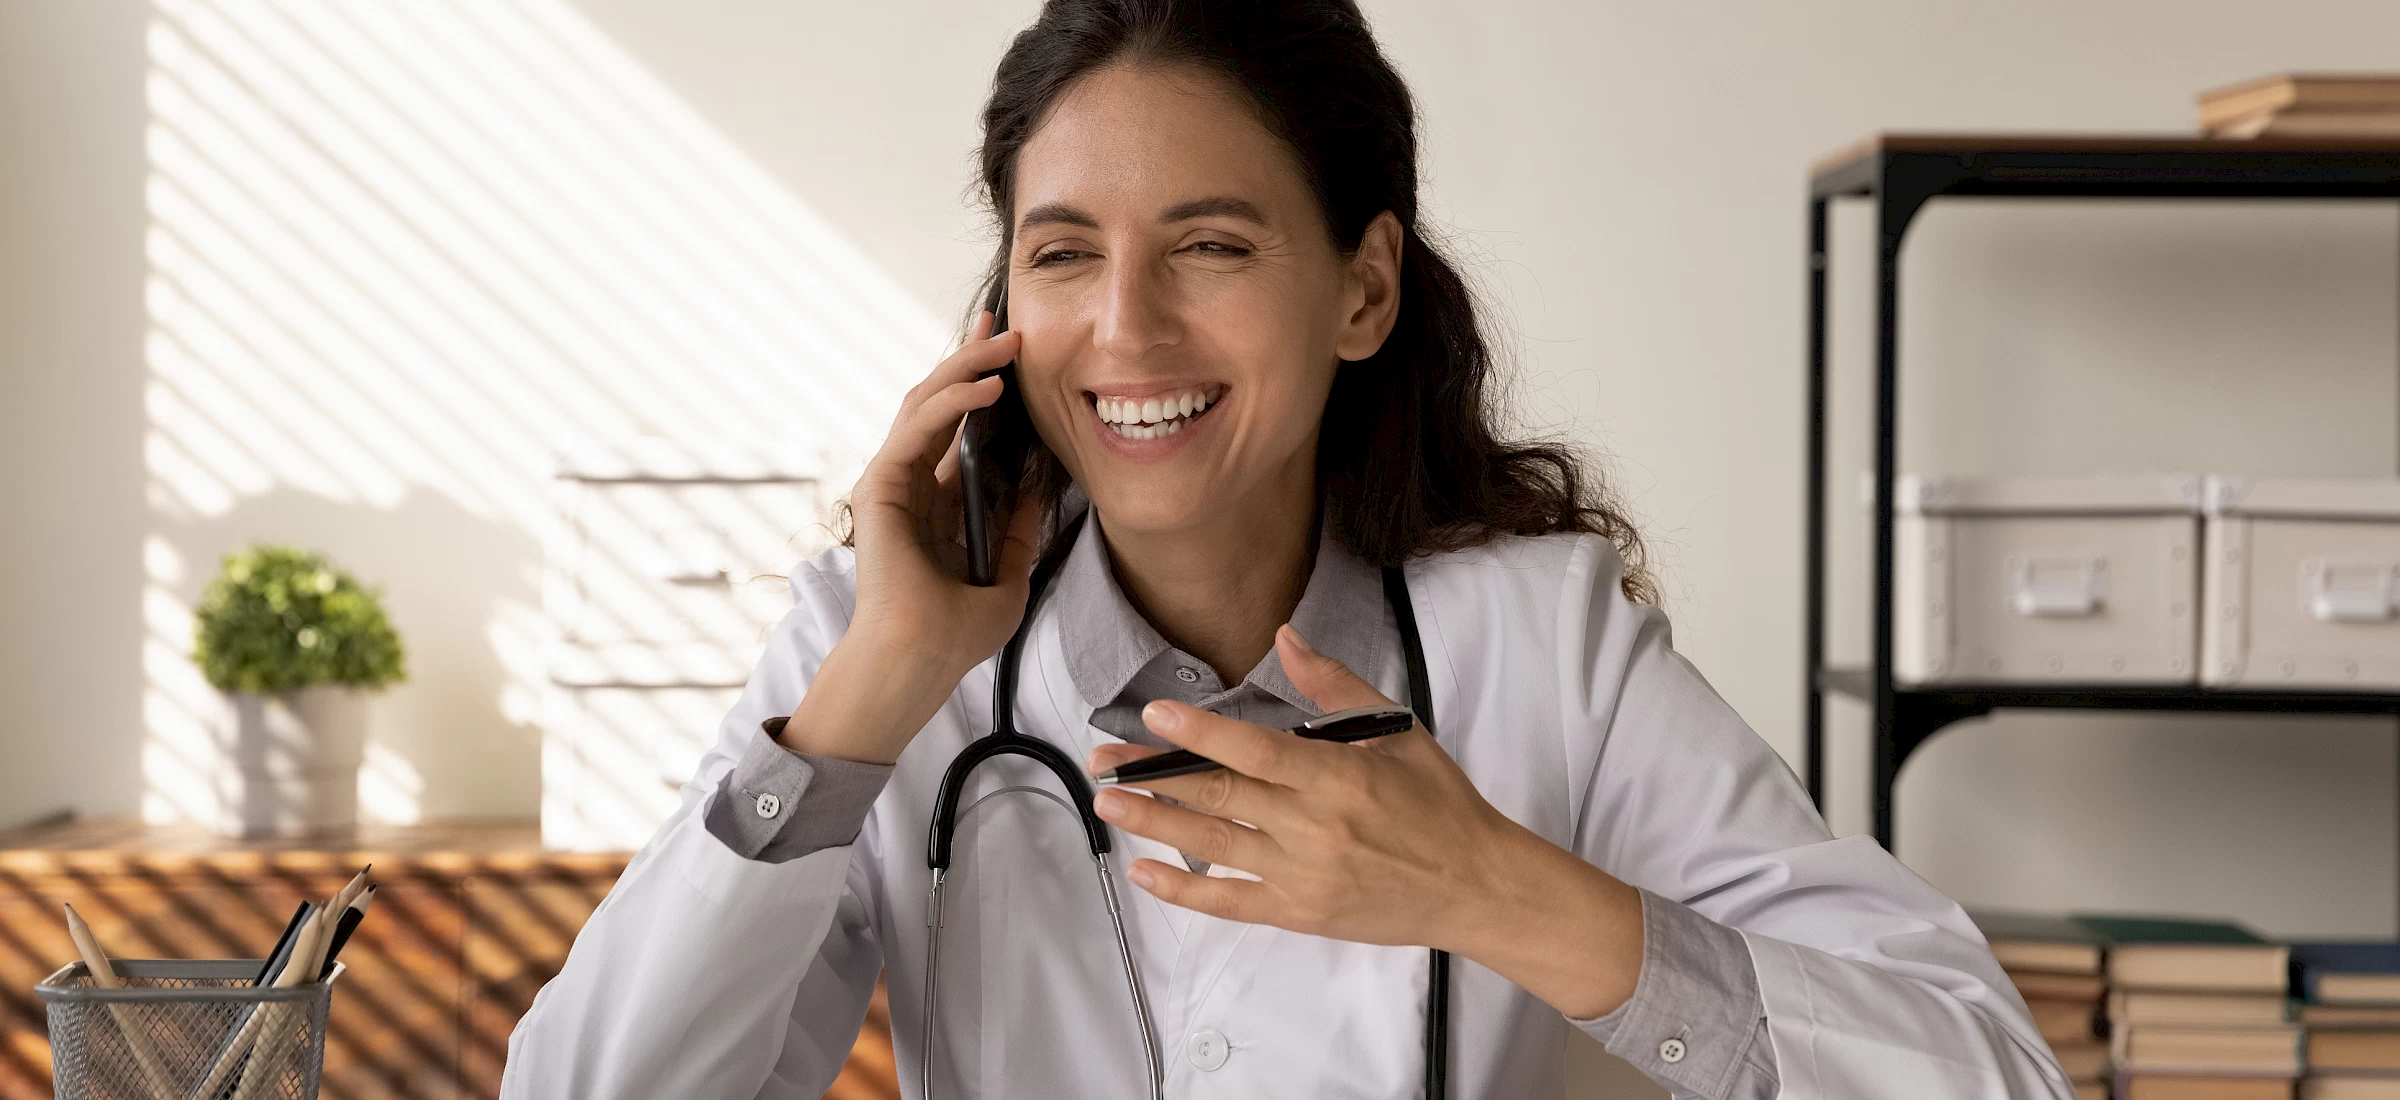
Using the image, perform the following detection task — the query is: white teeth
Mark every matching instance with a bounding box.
[1093,388,1218,434]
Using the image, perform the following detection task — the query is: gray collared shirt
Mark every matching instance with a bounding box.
[699,512,1775,1100]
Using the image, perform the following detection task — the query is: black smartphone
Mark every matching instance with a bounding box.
[957,284,1032,586]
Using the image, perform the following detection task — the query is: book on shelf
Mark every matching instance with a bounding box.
[2116,1023,2302,1076]
[2052,1036,2108,1081]
[2309,1030,2400,1074]
[2030,996,2102,1042]
[2198,73,2400,138]
[2083,914,2288,994]
[1971,909,2105,975]
[2121,1074,2296,1100]
[2018,969,2109,1001]
[2304,1076,2400,1100]
[2307,1006,2400,1029]
[2113,990,2293,1029]
[2210,110,2400,140]
[2292,943,2400,1007]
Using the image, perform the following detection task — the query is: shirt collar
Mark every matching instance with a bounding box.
[1049,508,1386,714]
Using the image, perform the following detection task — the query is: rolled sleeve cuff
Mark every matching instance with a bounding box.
[701,716,895,864]
[1568,888,1777,1100]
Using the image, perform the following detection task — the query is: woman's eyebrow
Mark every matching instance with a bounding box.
[1016,196,1268,233]
[1160,196,1266,225]
[1018,201,1100,232]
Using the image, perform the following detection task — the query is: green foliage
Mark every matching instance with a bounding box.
[193,545,406,694]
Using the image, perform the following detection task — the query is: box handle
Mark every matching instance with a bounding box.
[2008,555,2107,617]
[2303,559,2398,622]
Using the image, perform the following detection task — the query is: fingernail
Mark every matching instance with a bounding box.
[1127,864,1154,889]
[1143,700,1182,731]
[1283,625,1320,656]
[1095,791,1126,821]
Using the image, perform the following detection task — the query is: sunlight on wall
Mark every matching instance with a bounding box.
[140,0,941,843]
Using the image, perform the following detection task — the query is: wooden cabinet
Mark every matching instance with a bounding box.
[0,818,896,1099]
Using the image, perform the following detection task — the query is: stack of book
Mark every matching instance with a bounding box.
[2199,74,2400,139]
[2093,916,2297,1100]
[2293,943,2400,1100]
[1976,911,2112,1100]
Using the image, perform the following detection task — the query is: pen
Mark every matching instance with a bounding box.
[1092,704,1418,786]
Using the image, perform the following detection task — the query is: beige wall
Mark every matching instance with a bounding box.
[8,0,2400,1094]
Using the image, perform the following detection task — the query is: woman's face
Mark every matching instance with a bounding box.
[1007,63,1399,537]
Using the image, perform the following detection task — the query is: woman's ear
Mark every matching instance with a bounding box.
[1334,211,1405,362]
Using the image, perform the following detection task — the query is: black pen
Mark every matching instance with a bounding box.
[1092,704,1418,786]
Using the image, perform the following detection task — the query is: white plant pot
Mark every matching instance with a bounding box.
[215,685,368,838]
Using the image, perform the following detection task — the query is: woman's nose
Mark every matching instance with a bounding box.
[1093,260,1181,362]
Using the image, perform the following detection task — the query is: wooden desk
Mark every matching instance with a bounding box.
[0,817,896,1099]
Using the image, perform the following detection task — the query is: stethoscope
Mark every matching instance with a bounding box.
[921,507,1451,1100]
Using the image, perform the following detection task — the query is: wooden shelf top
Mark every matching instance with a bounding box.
[0,816,630,876]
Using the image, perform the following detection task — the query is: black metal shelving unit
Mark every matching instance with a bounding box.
[1803,133,2400,850]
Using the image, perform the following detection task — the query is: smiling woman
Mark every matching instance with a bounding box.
[502,3,2077,1099]
[847,4,1655,607]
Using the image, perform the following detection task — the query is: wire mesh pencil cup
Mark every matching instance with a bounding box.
[38,959,345,1100]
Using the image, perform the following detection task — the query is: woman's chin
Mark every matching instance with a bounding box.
[1077,481,1223,535]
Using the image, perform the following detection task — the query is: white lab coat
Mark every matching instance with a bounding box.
[503,532,2073,1099]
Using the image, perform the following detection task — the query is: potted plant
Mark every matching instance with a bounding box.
[193,545,406,837]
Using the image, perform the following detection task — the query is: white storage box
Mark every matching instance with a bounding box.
[1892,474,2202,685]
[2201,476,2400,690]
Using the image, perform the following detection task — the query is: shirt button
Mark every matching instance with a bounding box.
[1187,1028,1230,1071]
[754,792,781,819]
[1658,1037,1687,1064]
[1175,666,1200,684]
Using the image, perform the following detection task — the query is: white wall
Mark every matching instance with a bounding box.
[8,0,2400,1094]
[559,0,2400,932]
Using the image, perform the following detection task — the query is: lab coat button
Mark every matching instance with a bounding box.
[754,792,781,819]
[1187,1028,1230,1071]
[1658,1037,1687,1064]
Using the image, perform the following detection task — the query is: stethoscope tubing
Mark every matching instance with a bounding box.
[922,782,1163,1100]
[918,507,1448,1100]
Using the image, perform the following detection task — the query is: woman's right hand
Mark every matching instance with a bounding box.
[777,312,1049,764]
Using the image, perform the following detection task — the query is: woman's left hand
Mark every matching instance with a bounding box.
[1085,627,1639,991]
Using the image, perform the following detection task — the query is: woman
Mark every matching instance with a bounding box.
[504,2,2071,1097]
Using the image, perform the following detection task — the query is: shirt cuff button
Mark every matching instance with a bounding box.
[755,792,782,819]
[1658,1037,1687,1064]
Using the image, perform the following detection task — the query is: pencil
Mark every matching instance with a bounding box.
[327,864,371,915]
[188,908,327,1100]
[229,888,349,1100]
[251,902,310,986]
[315,886,376,982]
[62,904,177,1100]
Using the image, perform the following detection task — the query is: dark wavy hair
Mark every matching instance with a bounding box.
[866,0,1655,601]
